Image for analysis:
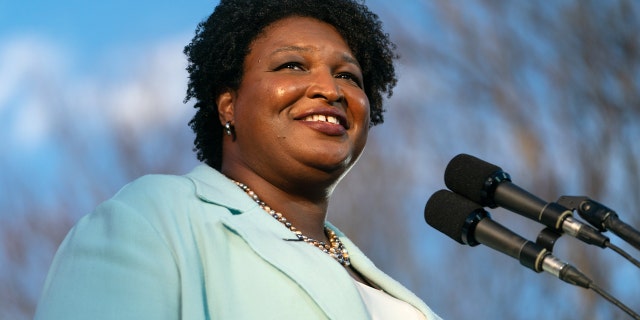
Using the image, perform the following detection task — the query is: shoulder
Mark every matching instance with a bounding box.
[109,164,232,210]
[91,165,239,230]
[114,172,195,202]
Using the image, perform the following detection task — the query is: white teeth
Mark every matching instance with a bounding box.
[302,114,340,125]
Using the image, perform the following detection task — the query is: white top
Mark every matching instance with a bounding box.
[354,280,427,320]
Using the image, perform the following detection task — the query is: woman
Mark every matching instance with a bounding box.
[35,0,441,319]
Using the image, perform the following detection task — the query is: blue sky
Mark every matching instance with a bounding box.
[0,1,216,211]
[2,1,638,319]
[0,1,213,61]
[0,1,218,151]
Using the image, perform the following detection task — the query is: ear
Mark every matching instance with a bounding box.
[216,89,235,125]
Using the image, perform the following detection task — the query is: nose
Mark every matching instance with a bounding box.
[306,69,344,104]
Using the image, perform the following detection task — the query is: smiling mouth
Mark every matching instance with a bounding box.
[301,114,341,125]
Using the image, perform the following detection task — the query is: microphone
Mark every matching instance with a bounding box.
[444,154,609,248]
[425,189,591,288]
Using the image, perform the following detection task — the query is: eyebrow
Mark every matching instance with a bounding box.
[270,45,360,66]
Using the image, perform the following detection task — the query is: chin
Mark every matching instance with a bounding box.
[314,156,360,179]
[296,146,365,182]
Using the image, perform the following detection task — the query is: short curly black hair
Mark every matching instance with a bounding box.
[184,0,398,169]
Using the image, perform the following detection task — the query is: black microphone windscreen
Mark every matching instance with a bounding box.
[425,189,485,244]
[444,154,502,204]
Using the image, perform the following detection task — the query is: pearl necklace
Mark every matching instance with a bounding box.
[232,180,351,266]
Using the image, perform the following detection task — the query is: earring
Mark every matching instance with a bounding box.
[224,121,234,136]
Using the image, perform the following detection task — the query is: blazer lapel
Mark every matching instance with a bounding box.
[186,165,369,319]
[219,209,370,319]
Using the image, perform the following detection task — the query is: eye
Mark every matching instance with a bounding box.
[336,72,363,88]
[275,62,305,71]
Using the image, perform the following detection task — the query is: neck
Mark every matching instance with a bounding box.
[231,179,351,267]
[222,166,332,241]
[230,181,351,267]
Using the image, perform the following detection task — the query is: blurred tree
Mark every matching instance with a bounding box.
[331,0,640,319]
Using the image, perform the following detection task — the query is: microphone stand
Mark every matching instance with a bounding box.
[556,196,640,269]
[558,196,640,251]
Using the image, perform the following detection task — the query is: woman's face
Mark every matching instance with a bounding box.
[222,16,370,185]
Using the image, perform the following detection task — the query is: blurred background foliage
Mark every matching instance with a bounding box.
[1,1,639,319]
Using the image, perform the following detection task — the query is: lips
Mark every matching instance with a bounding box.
[295,110,349,130]
[301,114,341,125]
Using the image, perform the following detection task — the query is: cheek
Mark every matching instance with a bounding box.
[267,81,307,109]
[352,95,370,143]
[352,126,369,161]
[275,81,307,98]
[236,80,299,115]
[276,87,287,97]
[352,94,371,124]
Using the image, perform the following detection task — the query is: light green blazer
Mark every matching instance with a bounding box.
[35,165,441,319]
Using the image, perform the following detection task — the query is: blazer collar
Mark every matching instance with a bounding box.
[184,165,433,318]
[184,165,369,318]
[185,164,254,213]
